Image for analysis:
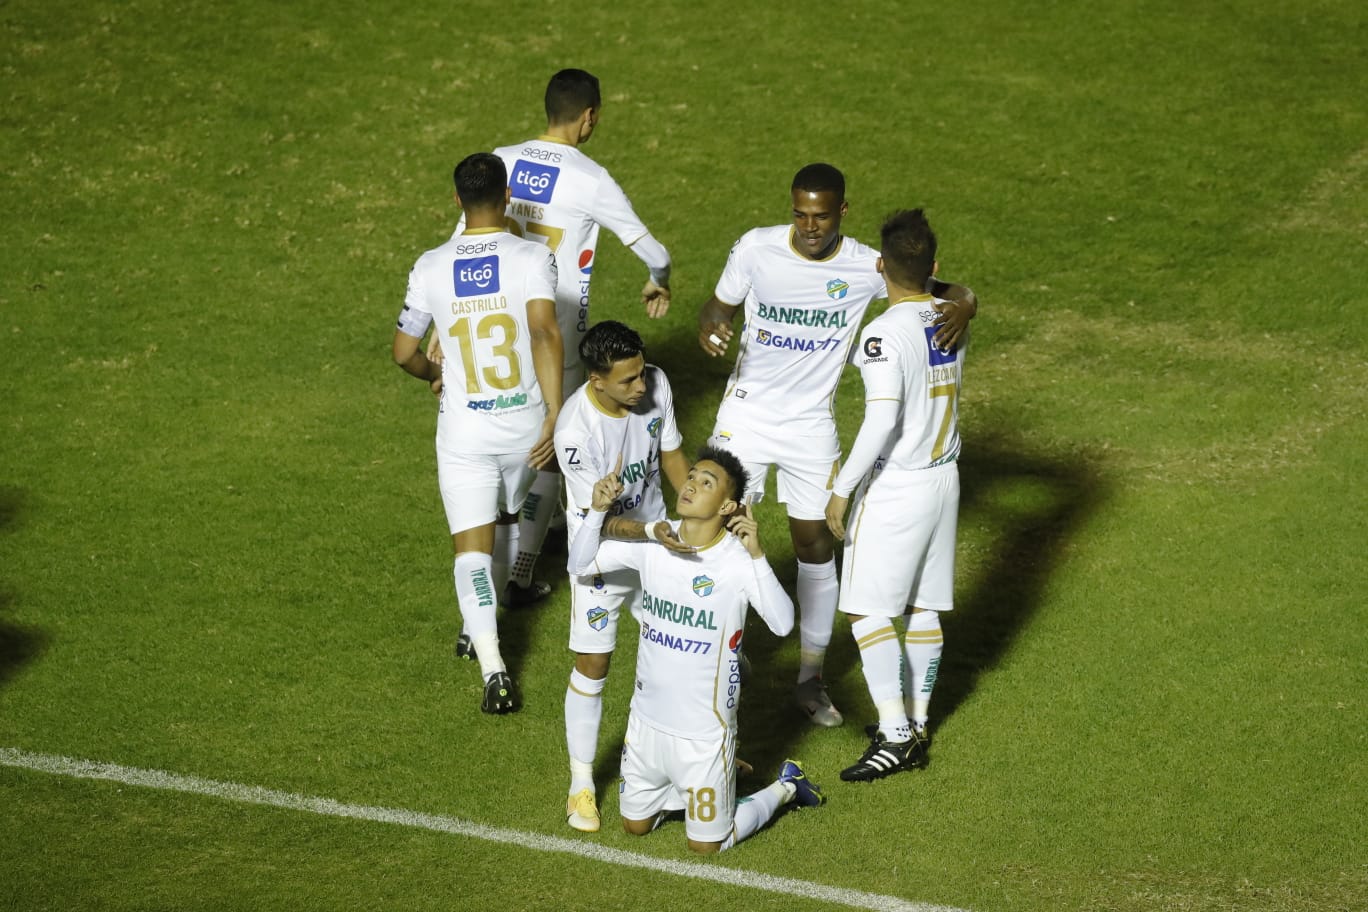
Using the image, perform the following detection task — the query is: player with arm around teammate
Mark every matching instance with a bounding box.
[392,152,563,715]
[555,320,692,832]
[568,447,826,854]
[696,163,977,729]
[443,68,675,608]
[824,209,966,780]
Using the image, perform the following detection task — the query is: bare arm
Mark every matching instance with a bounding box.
[393,330,440,385]
[527,297,564,469]
[660,447,690,500]
[697,294,742,357]
[928,278,978,352]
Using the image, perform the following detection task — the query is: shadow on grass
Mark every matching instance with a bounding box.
[0,486,48,690]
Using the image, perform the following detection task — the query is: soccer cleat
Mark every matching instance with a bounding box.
[454,633,475,661]
[505,579,552,609]
[778,759,826,808]
[481,671,520,714]
[840,729,928,782]
[566,788,601,833]
[795,676,845,728]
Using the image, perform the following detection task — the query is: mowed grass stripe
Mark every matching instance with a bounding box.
[0,747,968,912]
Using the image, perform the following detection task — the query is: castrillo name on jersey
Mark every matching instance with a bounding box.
[451,297,509,315]
[641,589,717,630]
[756,301,849,329]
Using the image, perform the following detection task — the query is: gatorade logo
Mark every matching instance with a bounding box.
[454,255,499,296]
[510,160,560,203]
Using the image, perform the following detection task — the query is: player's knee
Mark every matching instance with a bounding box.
[622,817,655,836]
[575,652,611,679]
[687,838,723,855]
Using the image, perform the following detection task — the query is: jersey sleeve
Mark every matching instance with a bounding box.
[556,422,608,513]
[396,259,435,338]
[713,233,754,306]
[526,245,558,301]
[591,171,651,247]
[648,368,684,452]
[567,509,646,576]
[744,554,795,637]
[830,325,907,496]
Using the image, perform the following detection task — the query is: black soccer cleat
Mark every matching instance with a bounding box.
[454,633,475,661]
[504,579,552,609]
[481,671,520,714]
[840,729,928,782]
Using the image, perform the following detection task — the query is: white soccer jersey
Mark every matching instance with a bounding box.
[713,226,885,438]
[838,294,967,487]
[399,227,558,454]
[568,517,794,740]
[555,365,683,541]
[456,138,654,342]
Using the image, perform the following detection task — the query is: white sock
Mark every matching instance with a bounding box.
[903,610,943,732]
[852,615,910,742]
[453,552,503,679]
[725,780,791,851]
[492,523,519,594]
[512,472,560,586]
[796,558,838,682]
[565,668,606,794]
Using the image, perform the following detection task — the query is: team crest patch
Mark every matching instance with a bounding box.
[647,417,661,438]
[826,278,849,300]
[586,606,610,631]
[692,575,715,597]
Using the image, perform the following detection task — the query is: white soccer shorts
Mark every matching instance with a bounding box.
[706,425,840,521]
[436,448,537,535]
[567,569,643,654]
[618,712,738,844]
[839,461,960,615]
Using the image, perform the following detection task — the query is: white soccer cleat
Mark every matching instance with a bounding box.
[795,676,845,727]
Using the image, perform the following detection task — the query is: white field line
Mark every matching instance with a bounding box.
[2,746,970,912]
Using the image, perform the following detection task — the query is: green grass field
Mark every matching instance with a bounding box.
[3,1,1366,910]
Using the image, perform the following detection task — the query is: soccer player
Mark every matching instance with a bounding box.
[568,447,825,852]
[696,163,976,728]
[393,152,563,715]
[555,320,691,833]
[445,68,673,609]
[824,209,966,781]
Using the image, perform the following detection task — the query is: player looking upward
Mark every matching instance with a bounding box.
[825,208,967,781]
[696,164,976,728]
[568,447,825,853]
[555,320,691,833]
[393,152,562,715]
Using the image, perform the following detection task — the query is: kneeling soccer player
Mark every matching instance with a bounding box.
[568,446,825,852]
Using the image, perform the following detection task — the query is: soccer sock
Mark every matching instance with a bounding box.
[851,615,911,742]
[903,610,944,732]
[511,471,560,587]
[453,551,504,679]
[795,558,838,682]
[565,668,606,794]
[491,522,520,594]
[726,780,791,851]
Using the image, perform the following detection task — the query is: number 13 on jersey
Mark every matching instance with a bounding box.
[447,313,522,394]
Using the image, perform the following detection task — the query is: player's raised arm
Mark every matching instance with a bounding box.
[928,277,978,352]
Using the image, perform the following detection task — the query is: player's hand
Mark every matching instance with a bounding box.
[931,297,974,352]
[642,280,671,319]
[825,493,850,541]
[651,521,696,554]
[426,334,445,364]
[527,415,558,469]
[727,503,764,558]
[590,454,625,512]
[699,321,733,357]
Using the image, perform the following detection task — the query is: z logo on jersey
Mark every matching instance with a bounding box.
[510,160,560,204]
[562,446,581,466]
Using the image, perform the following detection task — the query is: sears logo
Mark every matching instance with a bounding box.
[864,336,883,358]
[586,606,610,631]
[647,417,661,438]
[923,326,957,366]
[454,255,499,296]
[826,278,849,300]
[692,575,715,598]
[578,249,594,275]
[510,160,560,203]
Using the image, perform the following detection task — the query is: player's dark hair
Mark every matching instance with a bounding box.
[696,445,749,504]
[880,208,937,290]
[453,152,507,210]
[791,162,845,200]
[545,68,601,124]
[579,320,645,375]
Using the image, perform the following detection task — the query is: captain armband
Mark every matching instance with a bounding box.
[396,305,434,339]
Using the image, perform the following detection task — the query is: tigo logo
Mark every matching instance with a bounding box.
[454,255,499,296]
[826,278,849,300]
[692,575,715,597]
[510,160,560,203]
[922,326,956,366]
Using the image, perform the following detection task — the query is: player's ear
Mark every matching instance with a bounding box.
[454,191,463,209]
[504,186,512,206]
[719,499,738,517]
[932,258,939,277]
[839,200,849,218]
[876,257,884,275]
